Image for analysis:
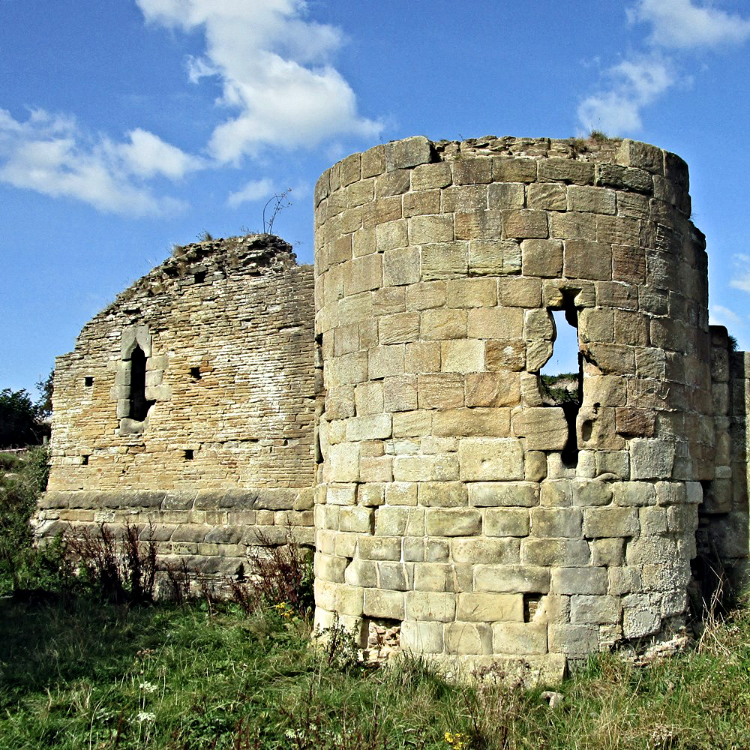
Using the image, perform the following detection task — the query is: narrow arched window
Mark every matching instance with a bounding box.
[129,345,153,421]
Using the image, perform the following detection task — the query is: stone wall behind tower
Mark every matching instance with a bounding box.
[313,136,712,676]
[36,234,316,576]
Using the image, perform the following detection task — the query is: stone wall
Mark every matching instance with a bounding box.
[35,234,316,576]
[313,135,712,677]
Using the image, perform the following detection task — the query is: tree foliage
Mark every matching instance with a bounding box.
[0,386,51,448]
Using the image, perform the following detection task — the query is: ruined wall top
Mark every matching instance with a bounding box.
[315,135,692,223]
[82,233,300,336]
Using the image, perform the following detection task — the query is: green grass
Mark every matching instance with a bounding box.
[1,595,750,749]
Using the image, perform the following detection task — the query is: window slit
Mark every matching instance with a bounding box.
[541,299,582,467]
[128,345,154,421]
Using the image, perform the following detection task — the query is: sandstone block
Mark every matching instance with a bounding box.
[548,624,598,656]
[326,485,356,506]
[455,210,504,240]
[400,620,444,653]
[474,564,550,593]
[484,508,530,537]
[426,509,482,537]
[525,340,554,372]
[344,559,378,587]
[528,182,567,210]
[379,312,420,345]
[375,506,424,536]
[551,567,608,595]
[405,342,441,373]
[405,591,456,622]
[493,157,538,183]
[567,185,616,214]
[498,276,542,307]
[488,182,525,209]
[630,439,676,479]
[591,538,625,566]
[445,623,491,654]
[468,308,524,340]
[383,247,420,286]
[445,279,496,310]
[467,239,521,276]
[468,481,539,507]
[583,507,638,538]
[531,507,582,538]
[421,308,467,340]
[522,239,564,277]
[572,479,613,506]
[452,537,520,564]
[411,162,452,191]
[441,340,485,373]
[432,408,511,438]
[339,506,374,534]
[493,622,547,655]
[368,345,404,380]
[385,136,433,171]
[364,588,405,619]
[328,442,360,482]
[549,212,597,241]
[418,373,465,409]
[466,372,521,408]
[378,561,410,591]
[421,242,468,280]
[453,158,493,185]
[513,407,568,451]
[383,376,418,412]
[538,159,595,185]
[459,438,524,481]
[503,210,548,239]
[385,481,418,506]
[485,340,526,371]
[612,482,656,507]
[521,538,590,567]
[346,414,392,441]
[564,240,612,280]
[359,536,402,561]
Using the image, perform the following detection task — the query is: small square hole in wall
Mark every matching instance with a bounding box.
[194,271,207,284]
[84,376,94,387]
[183,449,194,460]
[81,455,89,466]
[190,367,202,380]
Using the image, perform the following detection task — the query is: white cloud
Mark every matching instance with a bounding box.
[628,0,750,49]
[113,128,204,179]
[578,55,675,134]
[136,0,382,163]
[579,1,750,134]
[0,109,195,217]
[710,304,743,327]
[227,178,273,207]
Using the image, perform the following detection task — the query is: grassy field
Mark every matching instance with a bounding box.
[2,450,750,749]
[2,595,750,749]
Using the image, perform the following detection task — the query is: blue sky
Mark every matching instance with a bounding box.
[2,0,750,392]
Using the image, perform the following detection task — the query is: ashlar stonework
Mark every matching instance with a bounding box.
[36,136,750,681]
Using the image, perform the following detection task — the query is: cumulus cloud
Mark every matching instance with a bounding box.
[136,0,382,163]
[579,0,750,135]
[578,55,675,134]
[0,109,199,216]
[227,178,274,208]
[627,0,750,49]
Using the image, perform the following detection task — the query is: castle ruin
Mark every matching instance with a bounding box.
[35,136,750,680]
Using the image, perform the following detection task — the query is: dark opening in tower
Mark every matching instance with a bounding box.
[129,345,154,422]
[541,295,583,467]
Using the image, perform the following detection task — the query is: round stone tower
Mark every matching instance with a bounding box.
[312,135,711,678]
